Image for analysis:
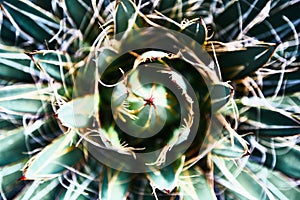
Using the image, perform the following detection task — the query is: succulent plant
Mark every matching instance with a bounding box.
[0,0,299,199]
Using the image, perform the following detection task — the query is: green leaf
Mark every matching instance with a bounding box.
[60,174,96,200]
[247,1,300,42]
[147,157,184,193]
[115,0,137,34]
[181,18,207,44]
[212,137,245,158]
[207,42,277,80]
[247,161,300,200]
[57,94,98,129]
[262,68,300,96]
[213,156,274,200]
[0,127,27,166]
[179,166,216,200]
[0,98,47,114]
[0,160,26,199]
[32,51,75,83]
[210,83,233,112]
[99,167,130,200]
[64,0,90,29]
[127,176,158,200]
[22,132,83,180]
[214,0,271,41]
[0,49,35,82]
[16,179,60,200]
[262,144,300,179]
[1,0,60,45]
[238,96,300,136]
[63,0,101,43]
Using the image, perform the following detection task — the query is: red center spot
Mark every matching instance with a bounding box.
[144,95,156,109]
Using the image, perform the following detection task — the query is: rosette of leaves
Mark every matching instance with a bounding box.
[0,0,299,200]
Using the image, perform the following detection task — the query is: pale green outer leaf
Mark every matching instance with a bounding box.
[0,99,44,114]
[22,132,83,180]
[179,166,217,200]
[57,94,98,128]
[99,168,130,200]
[0,127,27,166]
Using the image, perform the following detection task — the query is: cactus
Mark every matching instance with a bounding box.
[0,0,299,199]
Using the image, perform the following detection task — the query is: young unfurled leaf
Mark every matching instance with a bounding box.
[22,132,83,180]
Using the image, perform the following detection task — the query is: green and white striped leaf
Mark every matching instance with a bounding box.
[0,127,27,166]
[263,144,300,179]
[63,0,103,44]
[238,96,300,136]
[115,0,137,34]
[247,1,300,42]
[0,48,36,82]
[22,132,83,180]
[0,0,60,48]
[247,161,300,200]
[213,156,274,200]
[15,179,60,200]
[213,0,271,41]
[32,51,75,83]
[0,160,26,199]
[206,42,277,80]
[212,137,245,158]
[210,83,233,112]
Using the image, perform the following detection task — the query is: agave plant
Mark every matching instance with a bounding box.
[0,0,299,199]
